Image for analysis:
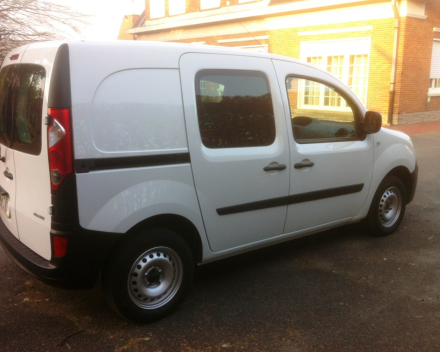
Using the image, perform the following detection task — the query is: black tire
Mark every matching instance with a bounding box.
[101,228,194,323]
[367,175,406,237]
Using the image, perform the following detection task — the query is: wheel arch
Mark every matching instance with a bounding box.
[106,214,203,265]
[385,166,413,204]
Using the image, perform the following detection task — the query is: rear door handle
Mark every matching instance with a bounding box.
[3,170,13,180]
[264,164,287,172]
[294,161,314,169]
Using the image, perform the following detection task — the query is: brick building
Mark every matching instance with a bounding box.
[121,0,440,125]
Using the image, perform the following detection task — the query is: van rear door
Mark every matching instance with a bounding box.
[14,44,59,260]
[0,43,58,260]
[0,63,21,239]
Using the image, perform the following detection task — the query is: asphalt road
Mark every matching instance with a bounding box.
[1,132,439,352]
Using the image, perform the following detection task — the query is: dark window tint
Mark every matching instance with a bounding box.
[0,64,45,155]
[285,77,357,143]
[196,70,275,149]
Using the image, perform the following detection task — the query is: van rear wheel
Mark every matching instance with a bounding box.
[102,229,194,323]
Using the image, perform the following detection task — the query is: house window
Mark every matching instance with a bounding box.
[348,54,368,104]
[429,41,440,96]
[169,0,185,15]
[301,38,370,106]
[201,0,220,10]
[150,0,165,19]
[285,77,357,143]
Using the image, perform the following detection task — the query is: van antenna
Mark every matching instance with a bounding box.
[238,21,268,53]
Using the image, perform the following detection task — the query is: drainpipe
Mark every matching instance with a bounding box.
[388,0,400,125]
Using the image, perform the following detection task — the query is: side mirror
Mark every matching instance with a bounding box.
[364,111,382,134]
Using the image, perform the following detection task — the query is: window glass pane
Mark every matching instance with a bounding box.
[150,0,165,18]
[348,54,368,105]
[430,41,440,79]
[200,0,220,10]
[285,77,356,142]
[304,79,321,106]
[326,55,344,80]
[169,0,185,15]
[196,70,275,148]
[307,56,322,66]
[0,64,45,155]
[0,65,18,147]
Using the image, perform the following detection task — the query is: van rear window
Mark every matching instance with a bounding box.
[0,64,45,155]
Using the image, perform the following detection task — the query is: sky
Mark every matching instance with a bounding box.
[58,0,145,41]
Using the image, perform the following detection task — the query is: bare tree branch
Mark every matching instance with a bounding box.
[0,0,89,62]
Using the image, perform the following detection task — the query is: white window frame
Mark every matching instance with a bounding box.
[169,0,186,16]
[429,40,440,97]
[300,38,371,108]
[200,0,220,10]
[150,0,165,19]
[298,78,352,112]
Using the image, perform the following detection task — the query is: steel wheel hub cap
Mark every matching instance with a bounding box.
[378,186,402,227]
[128,246,183,309]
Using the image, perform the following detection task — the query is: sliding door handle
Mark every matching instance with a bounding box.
[3,170,13,180]
[294,161,314,169]
[264,164,287,172]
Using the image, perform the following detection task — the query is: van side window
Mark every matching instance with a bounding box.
[0,64,45,155]
[285,76,357,143]
[195,70,275,149]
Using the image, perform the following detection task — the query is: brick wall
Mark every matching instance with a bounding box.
[269,19,395,120]
[145,0,243,20]
[164,19,396,120]
[138,1,440,125]
[169,30,269,47]
[117,15,139,40]
[394,0,440,124]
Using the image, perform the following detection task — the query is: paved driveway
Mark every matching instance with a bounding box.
[1,132,439,352]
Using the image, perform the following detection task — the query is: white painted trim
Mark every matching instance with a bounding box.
[434,39,440,42]
[428,88,440,97]
[298,26,372,36]
[407,14,427,20]
[134,3,394,42]
[200,0,221,11]
[300,37,371,105]
[218,35,269,43]
[300,37,371,57]
[191,41,206,45]
[434,28,440,33]
[400,0,427,19]
[236,44,269,52]
[128,0,392,34]
[236,44,268,48]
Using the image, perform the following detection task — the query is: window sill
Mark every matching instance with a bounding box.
[428,89,440,97]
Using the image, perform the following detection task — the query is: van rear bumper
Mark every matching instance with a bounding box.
[0,219,122,289]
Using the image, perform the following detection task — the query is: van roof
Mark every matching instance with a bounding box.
[23,40,309,69]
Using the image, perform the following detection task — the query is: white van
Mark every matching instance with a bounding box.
[0,41,417,322]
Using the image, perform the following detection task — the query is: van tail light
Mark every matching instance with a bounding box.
[47,108,73,194]
[53,236,68,257]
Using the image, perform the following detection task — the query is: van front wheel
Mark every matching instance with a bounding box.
[367,175,406,237]
[102,229,194,323]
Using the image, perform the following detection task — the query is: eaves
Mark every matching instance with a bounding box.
[127,0,386,34]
